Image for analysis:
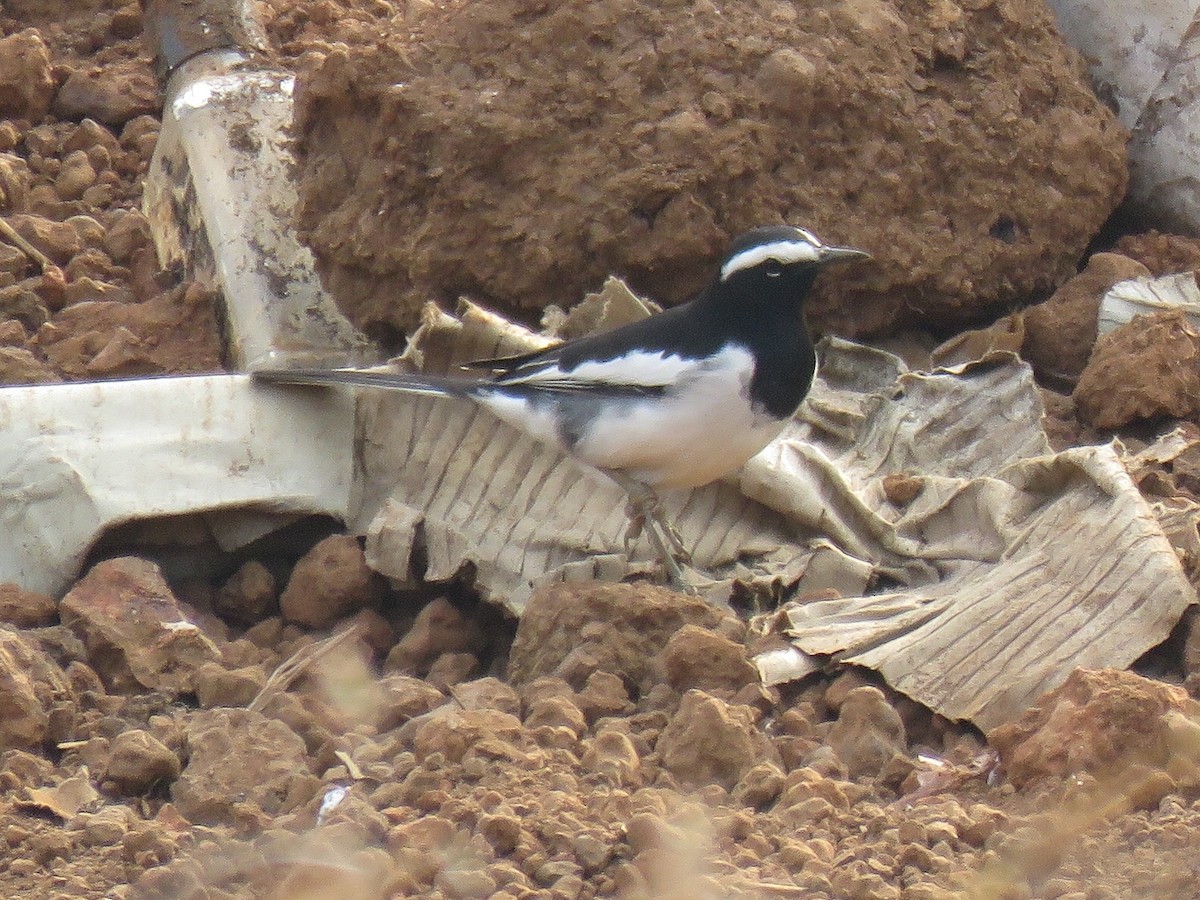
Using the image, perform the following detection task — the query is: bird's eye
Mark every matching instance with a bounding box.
[763,260,784,277]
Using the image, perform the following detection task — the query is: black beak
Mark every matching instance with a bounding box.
[818,245,871,265]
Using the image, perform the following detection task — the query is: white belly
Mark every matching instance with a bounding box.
[571,345,785,489]
[476,344,791,490]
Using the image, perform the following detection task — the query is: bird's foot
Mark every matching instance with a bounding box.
[622,499,690,562]
[616,484,696,594]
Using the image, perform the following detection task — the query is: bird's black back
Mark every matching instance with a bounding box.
[476,247,823,419]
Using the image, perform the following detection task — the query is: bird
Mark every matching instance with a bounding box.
[254,225,869,591]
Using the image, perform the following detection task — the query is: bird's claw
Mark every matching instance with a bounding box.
[622,491,696,594]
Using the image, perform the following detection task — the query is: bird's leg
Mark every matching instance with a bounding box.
[633,493,690,563]
[641,514,692,593]
[622,509,644,559]
[603,471,695,593]
[621,496,689,562]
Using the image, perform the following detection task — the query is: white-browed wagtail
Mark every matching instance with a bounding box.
[255,225,869,591]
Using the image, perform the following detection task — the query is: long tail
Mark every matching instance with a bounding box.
[252,366,479,399]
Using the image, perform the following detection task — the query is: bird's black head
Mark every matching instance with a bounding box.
[713,225,869,303]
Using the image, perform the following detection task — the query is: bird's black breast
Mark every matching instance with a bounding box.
[742,320,817,419]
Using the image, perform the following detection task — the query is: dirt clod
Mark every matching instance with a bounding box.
[279,534,375,629]
[1073,310,1200,429]
[990,668,1200,786]
[172,708,315,825]
[827,686,909,780]
[102,729,181,795]
[1021,252,1151,384]
[508,582,727,692]
[289,0,1125,339]
[0,581,57,628]
[58,557,222,696]
[0,626,72,751]
[213,560,278,625]
[385,596,487,676]
[659,622,757,695]
[657,689,780,790]
[0,30,55,120]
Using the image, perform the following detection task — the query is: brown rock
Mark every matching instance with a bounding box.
[824,669,875,712]
[0,30,55,120]
[577,670,634,723]
[0,582,57,627]
[659,623,756,694]
[293,0,1124,339]
[385,597,487,675]
[243,616,284,650]
[213,560,277,625]
[0,153,32,212]
[447,676,520,715]
[103,729,181,795]
[0,245,28,280]
[63,118,121,156]
[0,283,50,330]
[1073,310,1200,429]
[377,674,447,731]
[507,582,727,693]
[66,212,105,243]
[524,695,587,736]
[1021,252,1151,383]
[8,214,82,264]
[193,662,267,709]
[64,253,116,286]
[219,637,269,670]
[102,209,152,263]
[279,534,374,629]
[656,690,780,790]
[1115,230,1200,275]
[777,766,851,818]
[0,627,72,751]
[580,728,642,786]
[35,281,223,377]
[53,62,161,127]
[0,346,59,385]
[825,686,907,780]
[75,806,136,848]
[990,668,1200,786]
[732,761,786,809]
[54,150,98,202]
[58,557,223,695]
[477,813,523,855]
[411,707,524,763]
[0,320,28,346]
[425,651,480,689]
[342,607,396,654]
[172,708,315,824]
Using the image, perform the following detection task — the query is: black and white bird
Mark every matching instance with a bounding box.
[255,225,868,590]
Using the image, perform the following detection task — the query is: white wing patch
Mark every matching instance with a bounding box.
[720,235,822,281]
[501,349,697,391]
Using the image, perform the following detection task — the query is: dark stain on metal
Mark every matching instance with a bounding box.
[143,0,269,80]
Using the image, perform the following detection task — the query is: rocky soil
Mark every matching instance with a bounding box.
[0,1,222,383]
[2,2,1200,900]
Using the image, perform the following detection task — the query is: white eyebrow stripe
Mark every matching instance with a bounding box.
[720,238,822,281]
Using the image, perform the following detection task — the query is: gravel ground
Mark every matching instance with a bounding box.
[1,3,1200,899]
